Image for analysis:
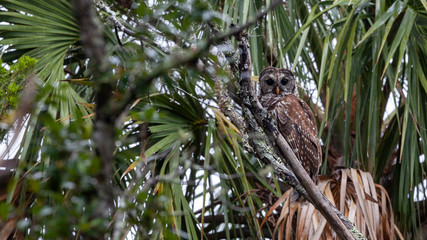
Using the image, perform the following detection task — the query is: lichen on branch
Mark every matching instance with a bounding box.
[214,31,366,240]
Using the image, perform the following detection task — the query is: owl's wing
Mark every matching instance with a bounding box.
[295,97,322,175]
[275,96,322,181]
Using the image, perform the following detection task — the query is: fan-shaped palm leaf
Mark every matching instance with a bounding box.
[0,0,90,152]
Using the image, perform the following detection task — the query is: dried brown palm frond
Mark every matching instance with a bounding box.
[264,168,402,240]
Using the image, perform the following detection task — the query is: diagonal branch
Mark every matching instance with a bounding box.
[115,0,283,117]
[234,32,366,239]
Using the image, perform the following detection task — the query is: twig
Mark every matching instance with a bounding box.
[114,0,283,117]
[95,0,137,36]
[114,25,124,48]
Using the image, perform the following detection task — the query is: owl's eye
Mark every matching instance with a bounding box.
[280,78,289,85]
[265,78,275,86]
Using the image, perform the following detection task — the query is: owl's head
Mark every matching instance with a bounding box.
[259,67,297,96]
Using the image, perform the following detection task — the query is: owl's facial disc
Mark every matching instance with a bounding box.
[259,67,297,97]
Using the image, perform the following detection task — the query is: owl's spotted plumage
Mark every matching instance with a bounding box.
[258,67,321,184]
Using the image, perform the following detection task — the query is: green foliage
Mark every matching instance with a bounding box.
[0,55,37,140]
[23,116,105,238]
[0,0,426,239]
[0,56,37,114]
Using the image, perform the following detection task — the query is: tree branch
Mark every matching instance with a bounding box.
[215,30,367,239]
[235,32,366,239]
[73,0,115,226]
[115,0,283,117]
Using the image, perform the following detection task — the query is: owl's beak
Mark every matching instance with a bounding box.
[276,87,280,95]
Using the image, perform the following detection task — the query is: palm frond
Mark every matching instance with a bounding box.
[268,169,398,239]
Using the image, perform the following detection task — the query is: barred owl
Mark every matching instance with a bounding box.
[258,67,321,184]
